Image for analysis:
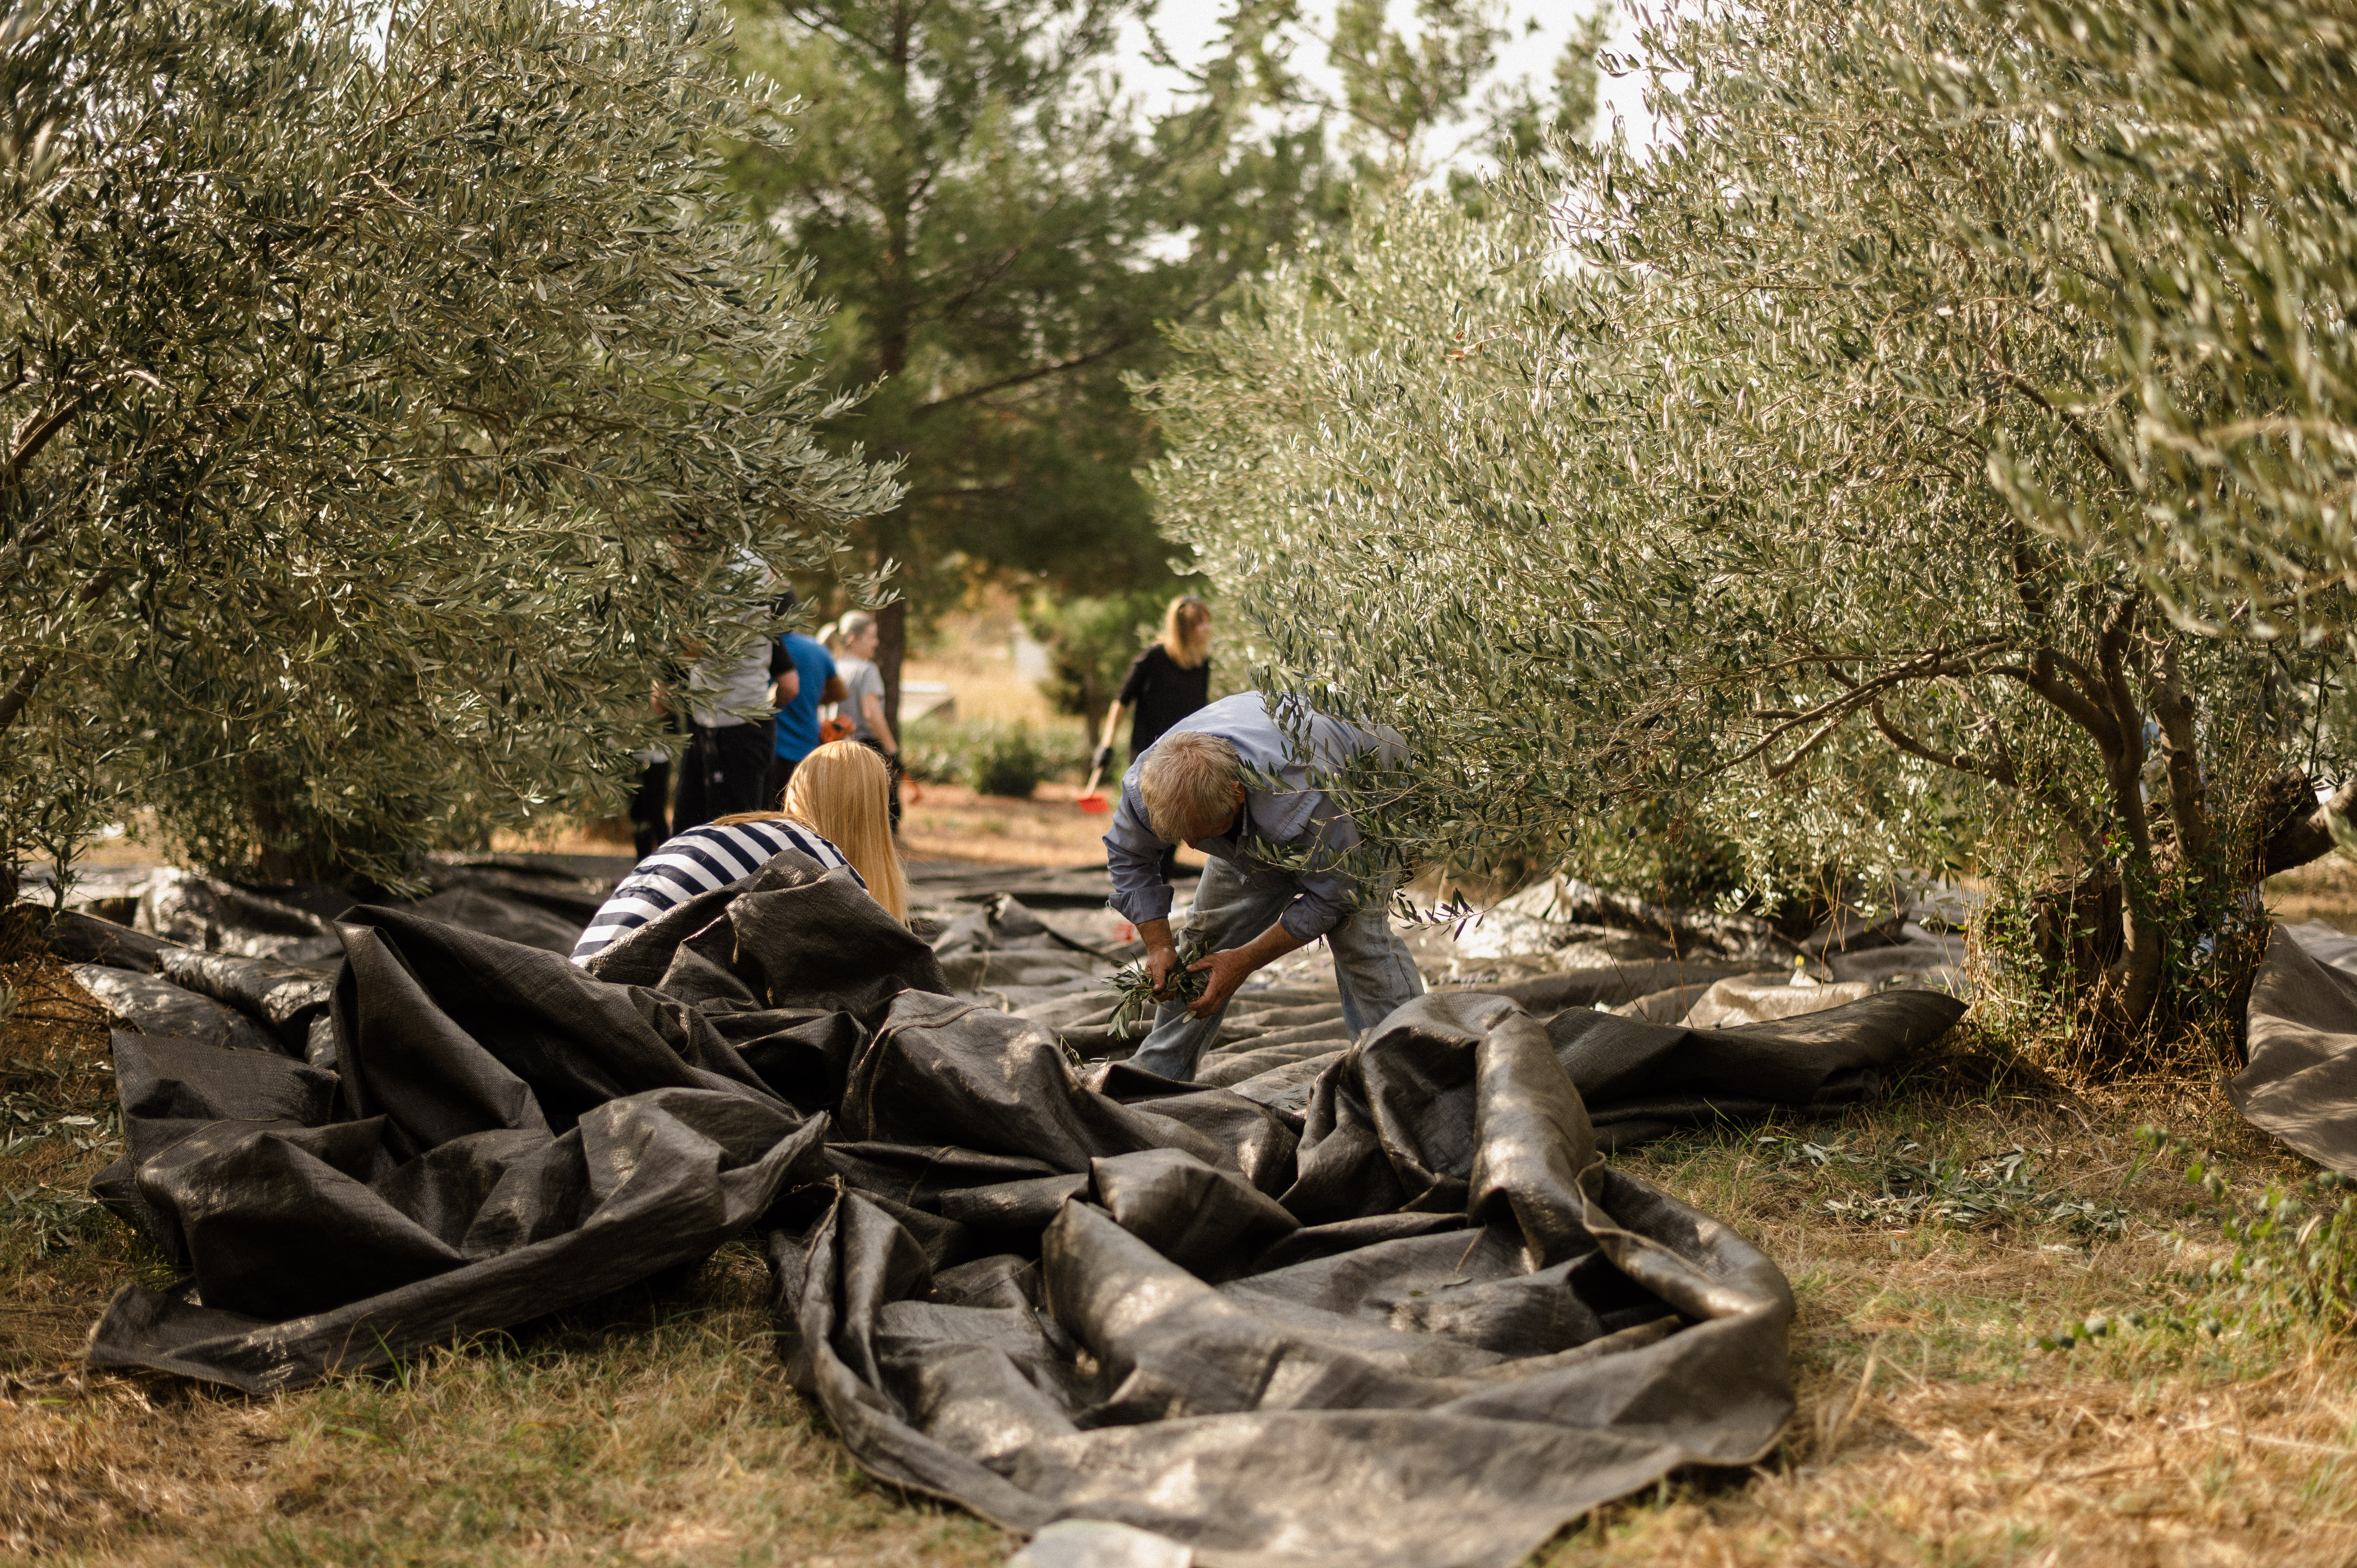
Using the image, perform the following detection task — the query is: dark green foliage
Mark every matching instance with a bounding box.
[723,0,1332,655]
[901,717,1086,796]
[969,727,1049,800]
[721,0,1611,726]
[1025,592,1170,739]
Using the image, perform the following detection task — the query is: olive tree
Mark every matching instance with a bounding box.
[1,0,897,892]
[1145,0,2357,1050]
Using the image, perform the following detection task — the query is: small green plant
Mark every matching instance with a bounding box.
[1754,1132,2133,1237]
[0,1184,111,1257]
[2143,1127,2357,1333]
[971,726,1048,799]
[2030,1310,2143,1354]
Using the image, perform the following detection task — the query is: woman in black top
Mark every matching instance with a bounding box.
[1092,595,1212,878]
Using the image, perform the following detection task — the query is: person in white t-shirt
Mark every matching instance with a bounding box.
[672,602,791,834]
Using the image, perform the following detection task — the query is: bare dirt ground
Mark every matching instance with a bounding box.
[7,851,2357,1564]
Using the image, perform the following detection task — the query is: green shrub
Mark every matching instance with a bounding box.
[971,727,1046,798]
[901,718,1088,796]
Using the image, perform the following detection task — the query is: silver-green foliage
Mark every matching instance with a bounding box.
[1146,0,2357,1033]
[1960,1,2357,641]
[0,0,897,889]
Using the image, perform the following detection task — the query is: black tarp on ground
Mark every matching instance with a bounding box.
[68,851,1964,1568]
[2233,924,2357,1173]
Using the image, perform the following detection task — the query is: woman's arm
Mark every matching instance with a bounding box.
[1093,700,1127,775]
[862,690,896,754]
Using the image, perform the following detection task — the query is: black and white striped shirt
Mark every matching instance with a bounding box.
[571,821,862,965]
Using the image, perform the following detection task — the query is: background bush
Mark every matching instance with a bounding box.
[902,718,1089,798]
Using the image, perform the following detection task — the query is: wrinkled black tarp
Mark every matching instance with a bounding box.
[2233,925,2357,1173]
[68,851,1962,1568]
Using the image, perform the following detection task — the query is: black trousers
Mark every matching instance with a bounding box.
[859,737,903,830]
[675,719,777,834]
[628,758,671,858]
[764,752,799,815]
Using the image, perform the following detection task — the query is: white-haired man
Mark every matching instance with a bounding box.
[1104,690,1424,1081]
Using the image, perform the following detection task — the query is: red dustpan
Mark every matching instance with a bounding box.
[1074,762,1111,814]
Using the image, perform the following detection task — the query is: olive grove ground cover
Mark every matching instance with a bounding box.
[9,868,2357,1565]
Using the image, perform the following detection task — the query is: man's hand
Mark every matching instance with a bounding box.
[1184,920,1309,1019]
[1184,946,1260,1018]
[1137,917,1179,996]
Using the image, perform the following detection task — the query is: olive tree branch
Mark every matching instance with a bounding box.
[1868,698,2108,861]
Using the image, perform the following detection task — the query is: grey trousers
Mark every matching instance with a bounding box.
[1125,855,1426,1082]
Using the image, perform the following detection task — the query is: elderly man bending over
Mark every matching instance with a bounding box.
[1104,690,1425,1081]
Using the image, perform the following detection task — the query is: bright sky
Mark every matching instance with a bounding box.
[1115,0,1659,153]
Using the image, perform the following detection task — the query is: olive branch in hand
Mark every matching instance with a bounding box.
[1107,937,1211,1033]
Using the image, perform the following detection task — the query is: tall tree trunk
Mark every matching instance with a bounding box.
[2096,599,2165,1029]
[873,0,914,739]
[876,599,906,744]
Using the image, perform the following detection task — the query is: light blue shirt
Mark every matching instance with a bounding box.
[1103,692,1405,941]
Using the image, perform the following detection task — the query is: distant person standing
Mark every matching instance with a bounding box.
[833,610,902,829]
[1093,595,1213,878]
[767,590,846,810]
[673,613,790,835]
[627,697,683,858]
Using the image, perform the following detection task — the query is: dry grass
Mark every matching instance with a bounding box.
[1556,1058,2357,1568]
[5,1255,1012,1567]
[0,915,142,1379]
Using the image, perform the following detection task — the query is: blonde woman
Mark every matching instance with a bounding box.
[1092,595,1213,879]
[572,741,907,963]
[779,739,908,922]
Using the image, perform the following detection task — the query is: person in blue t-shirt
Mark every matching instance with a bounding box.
[766,597,844,809]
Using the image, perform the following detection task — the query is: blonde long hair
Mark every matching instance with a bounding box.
[710,740,909,923]
[1159,595,1211,670]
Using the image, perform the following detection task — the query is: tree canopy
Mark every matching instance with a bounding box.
[724,0,1611,720]
[1145,0,2357,1042]
[1,0,896,890]
[723,0,1327,712]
